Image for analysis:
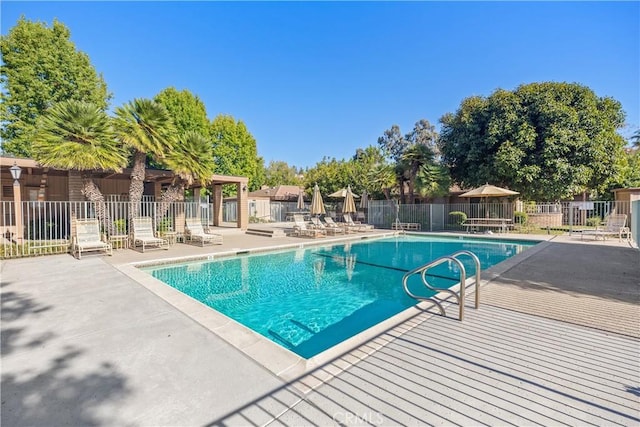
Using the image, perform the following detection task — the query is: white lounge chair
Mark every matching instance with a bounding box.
[185,218,223,246]
[343,213,374,231]
[311,217,345,235]
[324,216,355,233]
[72,218,112,260]
[132,217,169,252]
[581,214,630,241]
[292,214,325,238]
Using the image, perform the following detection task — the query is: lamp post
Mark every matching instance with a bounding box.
[9,162,24,243]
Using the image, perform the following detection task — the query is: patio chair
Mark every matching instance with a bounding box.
[292,214,326,238]
[343,213,374,231]
[185,218,223,246]
[132,217,169,252]
[311,216,345,236]
[324,216,356,233]
[72,218,113,260]
[581,214,630,241]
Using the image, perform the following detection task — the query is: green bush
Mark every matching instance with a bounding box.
[514,211,528,225]
[586,216,602,227]
[113,219,127,234]
[157,217,173,232]
[449,211,467,225]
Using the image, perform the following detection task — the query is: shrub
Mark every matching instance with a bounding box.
[586,216,602,227]
[113,219,127,234]
[514,211,528,225]
[449,211,467,225]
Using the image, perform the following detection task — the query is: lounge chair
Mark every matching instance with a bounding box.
[311,217,345,236]
[324,216,355,233]
[72,218,113,260]
[132,217,169,252]
[581,214,630,241]
[343,213,374,231]
[185,218,223,246]
[292,214,326,238]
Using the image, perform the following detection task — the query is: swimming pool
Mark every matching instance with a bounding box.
[143,235,537,358]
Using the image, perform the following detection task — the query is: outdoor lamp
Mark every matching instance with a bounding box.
[242,185,247,192]
[10,162,22,184]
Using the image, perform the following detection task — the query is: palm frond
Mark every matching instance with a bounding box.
[163,131,215,186]
[32,100,127,172]
[113,98,176,158]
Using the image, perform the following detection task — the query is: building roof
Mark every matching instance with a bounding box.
[248,185,303,200]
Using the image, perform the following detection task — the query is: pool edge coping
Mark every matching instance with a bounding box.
[113,232,548,391]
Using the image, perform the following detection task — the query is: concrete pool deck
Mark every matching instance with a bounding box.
[1,230,638,426]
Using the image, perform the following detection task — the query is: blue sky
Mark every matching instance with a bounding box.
[2,1,639,169]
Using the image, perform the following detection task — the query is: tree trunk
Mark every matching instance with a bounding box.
[81,178,114,235]
[155,183,184,230]
[129,150,147,224]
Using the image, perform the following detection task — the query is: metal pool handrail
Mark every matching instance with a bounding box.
[402,250,481,321]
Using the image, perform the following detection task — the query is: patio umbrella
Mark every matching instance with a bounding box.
[459,183,519,218]
[342,185,357,214]
[328,188,359,198]
[459,183,519,198]
[296,189,305,210]
[359,190,369,210]
[310,183,326,216]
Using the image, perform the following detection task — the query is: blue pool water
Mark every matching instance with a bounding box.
[143,235,537,358]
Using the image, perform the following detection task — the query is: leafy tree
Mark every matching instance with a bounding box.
[31,100,127,232]
[406,119,439,155]
[264,160,303,187]
[303,157,353,197]
[155,131,215,223]
[1,18,110,157]
[113,98,176,220]
[154,87,210,137]
[439,82,627,201]
[614,148,640,189]
[351,146,389,198]
[377,125,406,162]
[210,114,262,193]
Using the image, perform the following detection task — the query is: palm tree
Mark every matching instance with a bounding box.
[399,143,437,203]
[32,100,128,233]
[631,129,640,148]
[155,131,216,224]
[414,163,451,200]
[113,98,176,222]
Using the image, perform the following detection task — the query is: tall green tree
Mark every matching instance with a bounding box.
[155,131,215,223]
[377,120,446,203]
[31,100,127,232]
[263,160,303,187]
[303,157,353,197]
[154,87,210,137]
[1,18,110,157]
[210,114,262,193]
[113,98,176,220]
[439,82,627,201]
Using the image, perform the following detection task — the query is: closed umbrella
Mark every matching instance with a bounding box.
[359,190,369,210]
[342,185,357,214]
[310,183,326,216]
[296,190,305,210]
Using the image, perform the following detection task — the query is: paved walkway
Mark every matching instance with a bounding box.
[1,231,639,426]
